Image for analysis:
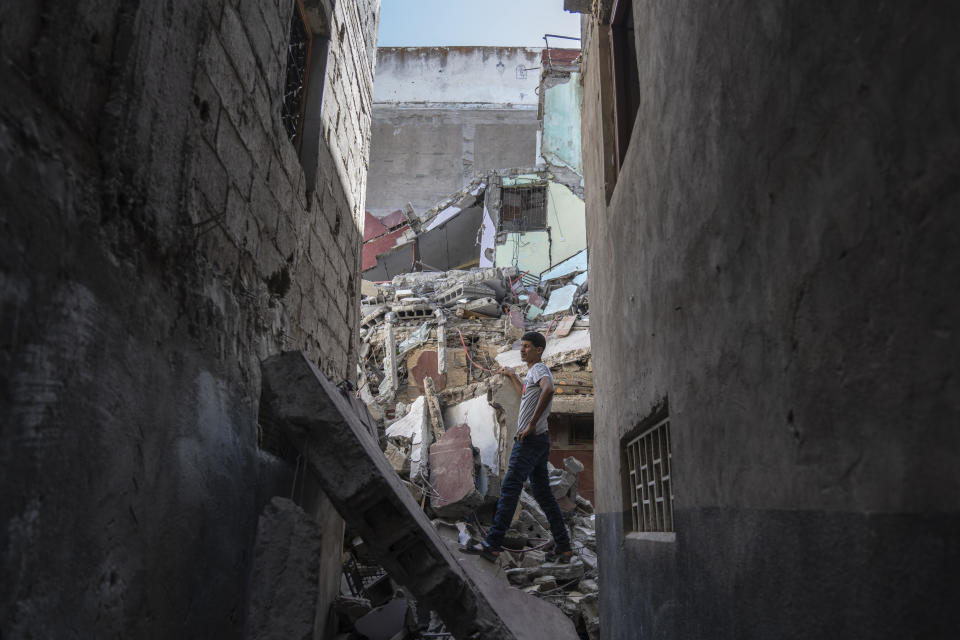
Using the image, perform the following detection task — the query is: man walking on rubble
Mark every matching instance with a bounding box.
[460,331,573,563]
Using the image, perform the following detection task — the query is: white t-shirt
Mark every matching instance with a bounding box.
[517,362,553,435]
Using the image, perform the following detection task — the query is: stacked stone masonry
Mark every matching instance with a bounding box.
[0,0,379,637]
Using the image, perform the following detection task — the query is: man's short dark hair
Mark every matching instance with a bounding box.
[521,331,546,349]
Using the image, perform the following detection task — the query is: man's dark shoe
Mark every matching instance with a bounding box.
[459,541,501,563]
[545,546,574,563]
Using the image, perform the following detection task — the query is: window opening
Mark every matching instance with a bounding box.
[498,185,547,233]
[281,0,313,151]
[610,0,641,170]
[623,414,673,533]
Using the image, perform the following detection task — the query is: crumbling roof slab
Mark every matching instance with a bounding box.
[260,352,578,640]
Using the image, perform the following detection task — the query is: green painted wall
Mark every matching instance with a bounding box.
[542,72,583,174]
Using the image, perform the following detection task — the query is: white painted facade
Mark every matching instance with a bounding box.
[374,47,542,107]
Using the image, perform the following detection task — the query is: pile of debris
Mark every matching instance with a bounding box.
[357,262,590,414]
[453,460,600,640]
[329,458,599,640]
[343,261,595,638]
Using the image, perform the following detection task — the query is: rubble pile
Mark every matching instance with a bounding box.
[342,263,595,638]
[461,480,601,640]
[357,263,590,413]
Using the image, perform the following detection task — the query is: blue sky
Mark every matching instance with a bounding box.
[377,0,581,48]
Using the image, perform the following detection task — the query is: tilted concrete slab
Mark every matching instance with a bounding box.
[260,352,578,640]
[429,424,483,518]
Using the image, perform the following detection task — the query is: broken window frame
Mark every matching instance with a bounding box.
[497,184,548,234]
[622,403,675,538]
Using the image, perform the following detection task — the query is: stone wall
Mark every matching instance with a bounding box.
[0,0,378,636]
[580,1,960,638]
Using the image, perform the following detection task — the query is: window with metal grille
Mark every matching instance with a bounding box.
[623,414,674,533]
[281,0,312,150]
[498,186,547,233]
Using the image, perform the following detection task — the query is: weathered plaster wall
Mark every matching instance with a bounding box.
[582,2,960,638]
[542,72,583,174]
[493,182,587,276]
[367,107,537,217]
[372,47,541,106]
[0,0,379,636]
[365,48,541,218]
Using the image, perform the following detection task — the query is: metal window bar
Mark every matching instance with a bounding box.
[498,186,547,233]
[625,418,673,532]
[281,0,312,149]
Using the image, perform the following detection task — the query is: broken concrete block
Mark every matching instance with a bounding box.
[533,575,558,591]
[384,396,431,481]
[429,424,484,517]
[434,282,496,307]
[482,466,501,505]
[422,376,445,442]
[578,578,599,594]
[519,490,550,531]
[521,550,547,568]
[442,394,502,475]
[550,469,578,499]
[580,593,600,640]
[354,597,412,640]
[578,547,598,571]
[383,313,399,396]
[506,567,535,586]
[575,494,594,513]
[245,498,324,640]
[535,560,585,581]
[384,441,410,475]
[260,352,579,640]
[563,456,585,474]
[456,297,501,318]
[508,509,549,541]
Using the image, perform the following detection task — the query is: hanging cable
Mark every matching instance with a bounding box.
[457,328,495,373]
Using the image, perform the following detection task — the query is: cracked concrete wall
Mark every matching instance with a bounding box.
[0,0,378,636]
[581,1,960,638]
[365,48,541,218]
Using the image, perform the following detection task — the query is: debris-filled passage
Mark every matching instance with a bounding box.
[324,259,597,639]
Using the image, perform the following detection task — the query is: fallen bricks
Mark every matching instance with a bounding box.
[260,351,579,640]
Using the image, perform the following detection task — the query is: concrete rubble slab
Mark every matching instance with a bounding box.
[429,423,484,517]
[423,376,446,441]
[443,394,502,475]
[496,329,592,371]
[260,352,578,640]
[435,282,496,307]
[457,297,501,318]
[384,395,430,481]
[540,249,588,282]
[541,284,578,316]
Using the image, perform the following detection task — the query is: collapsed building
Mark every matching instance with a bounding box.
[317,43,601,638]
[362,47,586,280]
[342,262,596,638]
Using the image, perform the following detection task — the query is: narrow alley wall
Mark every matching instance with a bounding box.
[580,1,959,639]
[0,0,379,636]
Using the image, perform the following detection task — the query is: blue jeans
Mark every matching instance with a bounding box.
[484,431,571,551]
